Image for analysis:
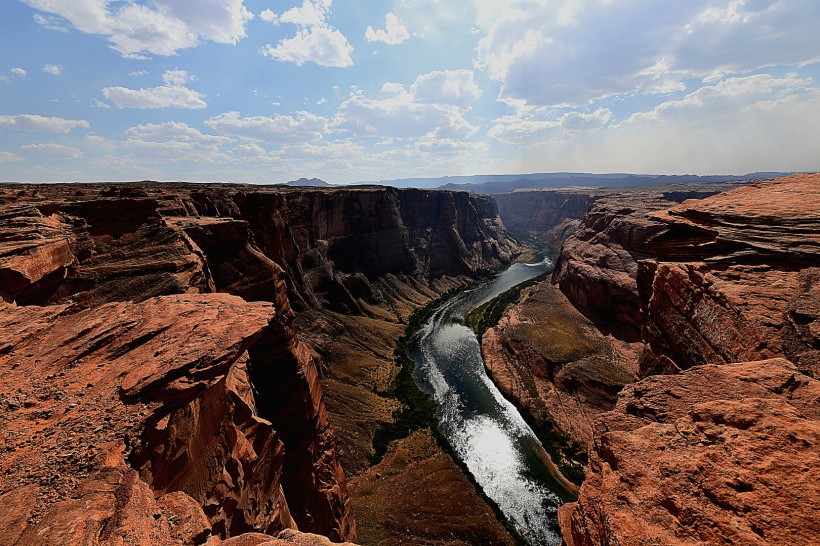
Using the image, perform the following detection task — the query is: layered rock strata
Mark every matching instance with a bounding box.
[0,182,520,545]
[640,175,820,378]
[0,294,351,544]
[494,190,595,248]
[560,358,820,546]
[551,194,672,341]
[559,175,820,545]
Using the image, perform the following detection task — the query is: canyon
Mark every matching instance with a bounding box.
[488,174,819,545]
[0,183,519,545]
[0,174,817,546]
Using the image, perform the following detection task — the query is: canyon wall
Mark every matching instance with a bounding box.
[559,175,820,545]
[494,190,594,248]
[0,183,519,545]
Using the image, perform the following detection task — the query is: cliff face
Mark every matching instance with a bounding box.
[560,358,820,546]
[494,190,594,248]
[639,175,820,378]
[560,175,820,546]
[0,182,519,545]
[551,194,671,342]
[0,294,351,544]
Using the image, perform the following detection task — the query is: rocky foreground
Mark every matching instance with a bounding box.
[0,183,521,545]
[492,174,819,545]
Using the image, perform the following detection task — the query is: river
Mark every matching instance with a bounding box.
[411,257,564,545]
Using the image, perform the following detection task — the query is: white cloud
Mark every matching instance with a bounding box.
[0,114,89,133]
[91,98,111,109]
[491,72,820,175]
[474,0,820,108]
[129,70,148,77]
[365,13,410,45]
[488,107,612,145]
[33,13,68,32]
[205,111,329,143]
[0,151,25,163]
[42,64,62,76]
[260,8,278,24]
[11,67,27,77]
[162,69,193,86]
[411,69,481,108]
[334,91,478,139]
[102,71,206,108]
[259,0,353,67]
[21,143,84,159]
[24,0,253,57]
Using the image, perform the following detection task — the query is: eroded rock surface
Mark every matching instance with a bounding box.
[482,282,640,484]
[551,194,671,341]
[641,174,820,377]
[560,359,820,546]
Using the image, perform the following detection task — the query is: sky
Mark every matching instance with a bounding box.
[0,0,819,184]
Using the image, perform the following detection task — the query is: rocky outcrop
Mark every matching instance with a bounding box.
[551,194,671,341]
[0,294,352,544]
[494,190,595,248]
[559,175,820,546]
[0,182,521,545]
[560,358,820,546]
[482,282,640,484]
[640,174,820,377]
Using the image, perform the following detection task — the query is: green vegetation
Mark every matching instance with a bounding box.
[370,284,472,465]
[468,271,551,341]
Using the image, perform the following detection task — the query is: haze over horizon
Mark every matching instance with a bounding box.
[1,0,819,184]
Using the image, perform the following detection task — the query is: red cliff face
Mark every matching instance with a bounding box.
[0,182,519,545]
[0,294,351,544]
[559,175,820,546]
[494,190,595,248]
[551,194,671,342]
[560,358,820,546]
[640,175,820,378]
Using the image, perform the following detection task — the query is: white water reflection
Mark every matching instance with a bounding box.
[413,257,563,545]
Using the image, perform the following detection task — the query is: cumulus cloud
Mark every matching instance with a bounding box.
[42,64,62,76]
[333,69,482,139]
[0,114,89,133]
[21,143,84,159]
[474,0,820,108]
[334,91,478,139]
[205,111,329,143]
[11,67,27,77]
[259,0,353,67]
[365,13,410,45]
[102,70,206,108]
[259,8,278,24]
[411,69,481,108]
[0,151,25,162]
[24,0,253,57]
[488,108,612,145]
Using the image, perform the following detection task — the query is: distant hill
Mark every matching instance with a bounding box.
[287,177,332,187]
[356,172,797,193]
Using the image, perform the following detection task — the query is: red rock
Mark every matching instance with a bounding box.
[641,174,820,377]
[560,358,820,546]
[552,193,670,341]
[0,293,354,544]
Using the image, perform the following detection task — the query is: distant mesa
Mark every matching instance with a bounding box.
[287,177,332,187]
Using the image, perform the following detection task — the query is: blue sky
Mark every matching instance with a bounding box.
[1,0,819,184]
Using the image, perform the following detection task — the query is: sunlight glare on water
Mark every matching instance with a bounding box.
[412,256,563,545]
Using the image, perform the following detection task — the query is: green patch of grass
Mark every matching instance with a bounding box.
[470,271,551,341]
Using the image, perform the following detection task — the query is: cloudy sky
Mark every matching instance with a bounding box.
[1,0,818,184]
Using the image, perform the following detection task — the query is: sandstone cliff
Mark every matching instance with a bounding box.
[560,175,820,546]
[640,174,820,377]
[0,182,520,545]
[494,190,594,248]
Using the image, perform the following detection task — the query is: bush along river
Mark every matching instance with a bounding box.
[411,256,569,546]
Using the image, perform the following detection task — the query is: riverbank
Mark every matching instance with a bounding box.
[480,279,641,488]
[344,279,522,546]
